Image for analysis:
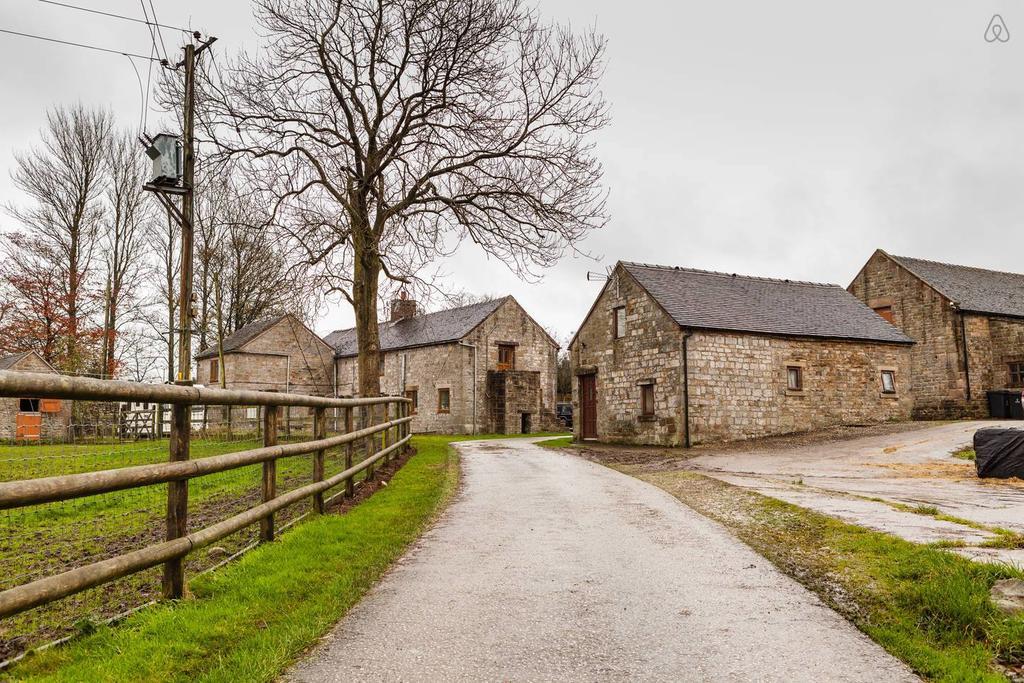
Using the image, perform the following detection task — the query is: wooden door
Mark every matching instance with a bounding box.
[16,413,42,440]
[579,374,597,439]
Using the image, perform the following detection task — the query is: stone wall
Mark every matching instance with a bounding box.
[335,297,558,435]
[486,370,542,434]
[571,264,913,446]
[336,342,473,434]
[987,317,1024,390]
[687,332,912,444]
[570,266,685,445]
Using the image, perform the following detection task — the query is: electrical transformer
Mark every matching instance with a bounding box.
[146,133,183,186]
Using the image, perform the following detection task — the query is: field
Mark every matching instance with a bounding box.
[3,434,462,682]
[0,415,387,663]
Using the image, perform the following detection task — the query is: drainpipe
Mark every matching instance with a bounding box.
[958,309,972,402]
[680,330,692,448]
[458,341,478,435]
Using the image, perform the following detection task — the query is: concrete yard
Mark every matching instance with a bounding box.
[688,420,1024,565]
[286,438,915,682]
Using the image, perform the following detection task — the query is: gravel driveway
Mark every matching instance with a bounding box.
[285,438,915,682]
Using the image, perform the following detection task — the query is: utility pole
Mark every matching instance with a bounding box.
[178,40,197,385]
[143,32,217,386]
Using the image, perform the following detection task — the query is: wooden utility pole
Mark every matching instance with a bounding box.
[143,32,217,385]
[178,40,197,384]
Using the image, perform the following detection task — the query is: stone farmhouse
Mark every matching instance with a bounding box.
[849,250,1024,419]
[0,351,72,441]
[570,262,914,446]
[327,295,559,435]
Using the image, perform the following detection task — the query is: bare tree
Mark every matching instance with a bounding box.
[144,209,180,383]
[203,0,608,396]
[99,131,154,378]
[5,104,113,372]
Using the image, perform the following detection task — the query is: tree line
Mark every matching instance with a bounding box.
[2,0,609,393]
[0,105,317,382]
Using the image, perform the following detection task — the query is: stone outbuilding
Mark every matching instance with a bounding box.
[849,250,1024,418]
[195,313,335,395]
[570,262,914,446]
[327,295,559,435]
[193,314,336,433]
[0,351,72,441]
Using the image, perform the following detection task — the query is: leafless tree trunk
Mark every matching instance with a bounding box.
[202,0,608,397]
[5,104,113,373]
[100,131,154,378]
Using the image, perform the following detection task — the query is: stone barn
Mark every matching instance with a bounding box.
[849,249,1024,418]
[327,295,559,435]
[195,314,336,432]
[195,314,335,394]
[570,262,914,446]
[0,351,72,441]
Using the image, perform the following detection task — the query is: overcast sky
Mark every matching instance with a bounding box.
[1,1,1022,345]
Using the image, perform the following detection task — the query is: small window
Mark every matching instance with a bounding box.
[1010,363,1024,387]
[497,344,516,371]
[613,306,626,339]
[437,388,450,413]
[405,389,418,414]
[640,384,655,417]
[787,366,803,392]
[210,358,219,383]
[378,354,385,376]
[881,370,896,394]
[19,398,40,412]
[873,306,894,324]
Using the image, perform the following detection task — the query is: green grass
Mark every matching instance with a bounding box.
[630,469,1024,682]
[4,434,461,682]
[536,436,574,449]
[954,448,978,461]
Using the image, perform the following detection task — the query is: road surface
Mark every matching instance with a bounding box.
[689,420,1024,564]
[286,437,915,682]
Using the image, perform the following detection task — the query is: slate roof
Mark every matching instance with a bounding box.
[621,262,913,344]
[887,253,1024,319]
[195,314,289,359]
[0,351,32,370]
[325,298,508,358]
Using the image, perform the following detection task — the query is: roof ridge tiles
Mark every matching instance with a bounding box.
[620,261,839,288]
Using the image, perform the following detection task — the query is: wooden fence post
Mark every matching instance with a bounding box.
[344,406,354,497]
[363,405,374,482]
[261,405,278,542]
[402,401,409,454]
[162,402,189,599]
[313,406,326,513]
[382,402,390,463]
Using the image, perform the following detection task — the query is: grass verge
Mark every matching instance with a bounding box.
[4,435,461,682]
[536,436,574,449]
[954,448,978,461]
[621,467,1024,682]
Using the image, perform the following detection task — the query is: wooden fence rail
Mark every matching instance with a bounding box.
[0,370,412,621]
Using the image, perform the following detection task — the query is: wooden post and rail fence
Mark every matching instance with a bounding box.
[0,370,412,621]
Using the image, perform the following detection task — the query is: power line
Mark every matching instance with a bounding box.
[0,27,162,61]
[146,0,172,64]
[37,0,192,33]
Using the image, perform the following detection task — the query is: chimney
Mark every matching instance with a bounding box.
[390,290,417,322]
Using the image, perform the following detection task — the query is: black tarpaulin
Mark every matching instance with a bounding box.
[973,428,1024,479]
